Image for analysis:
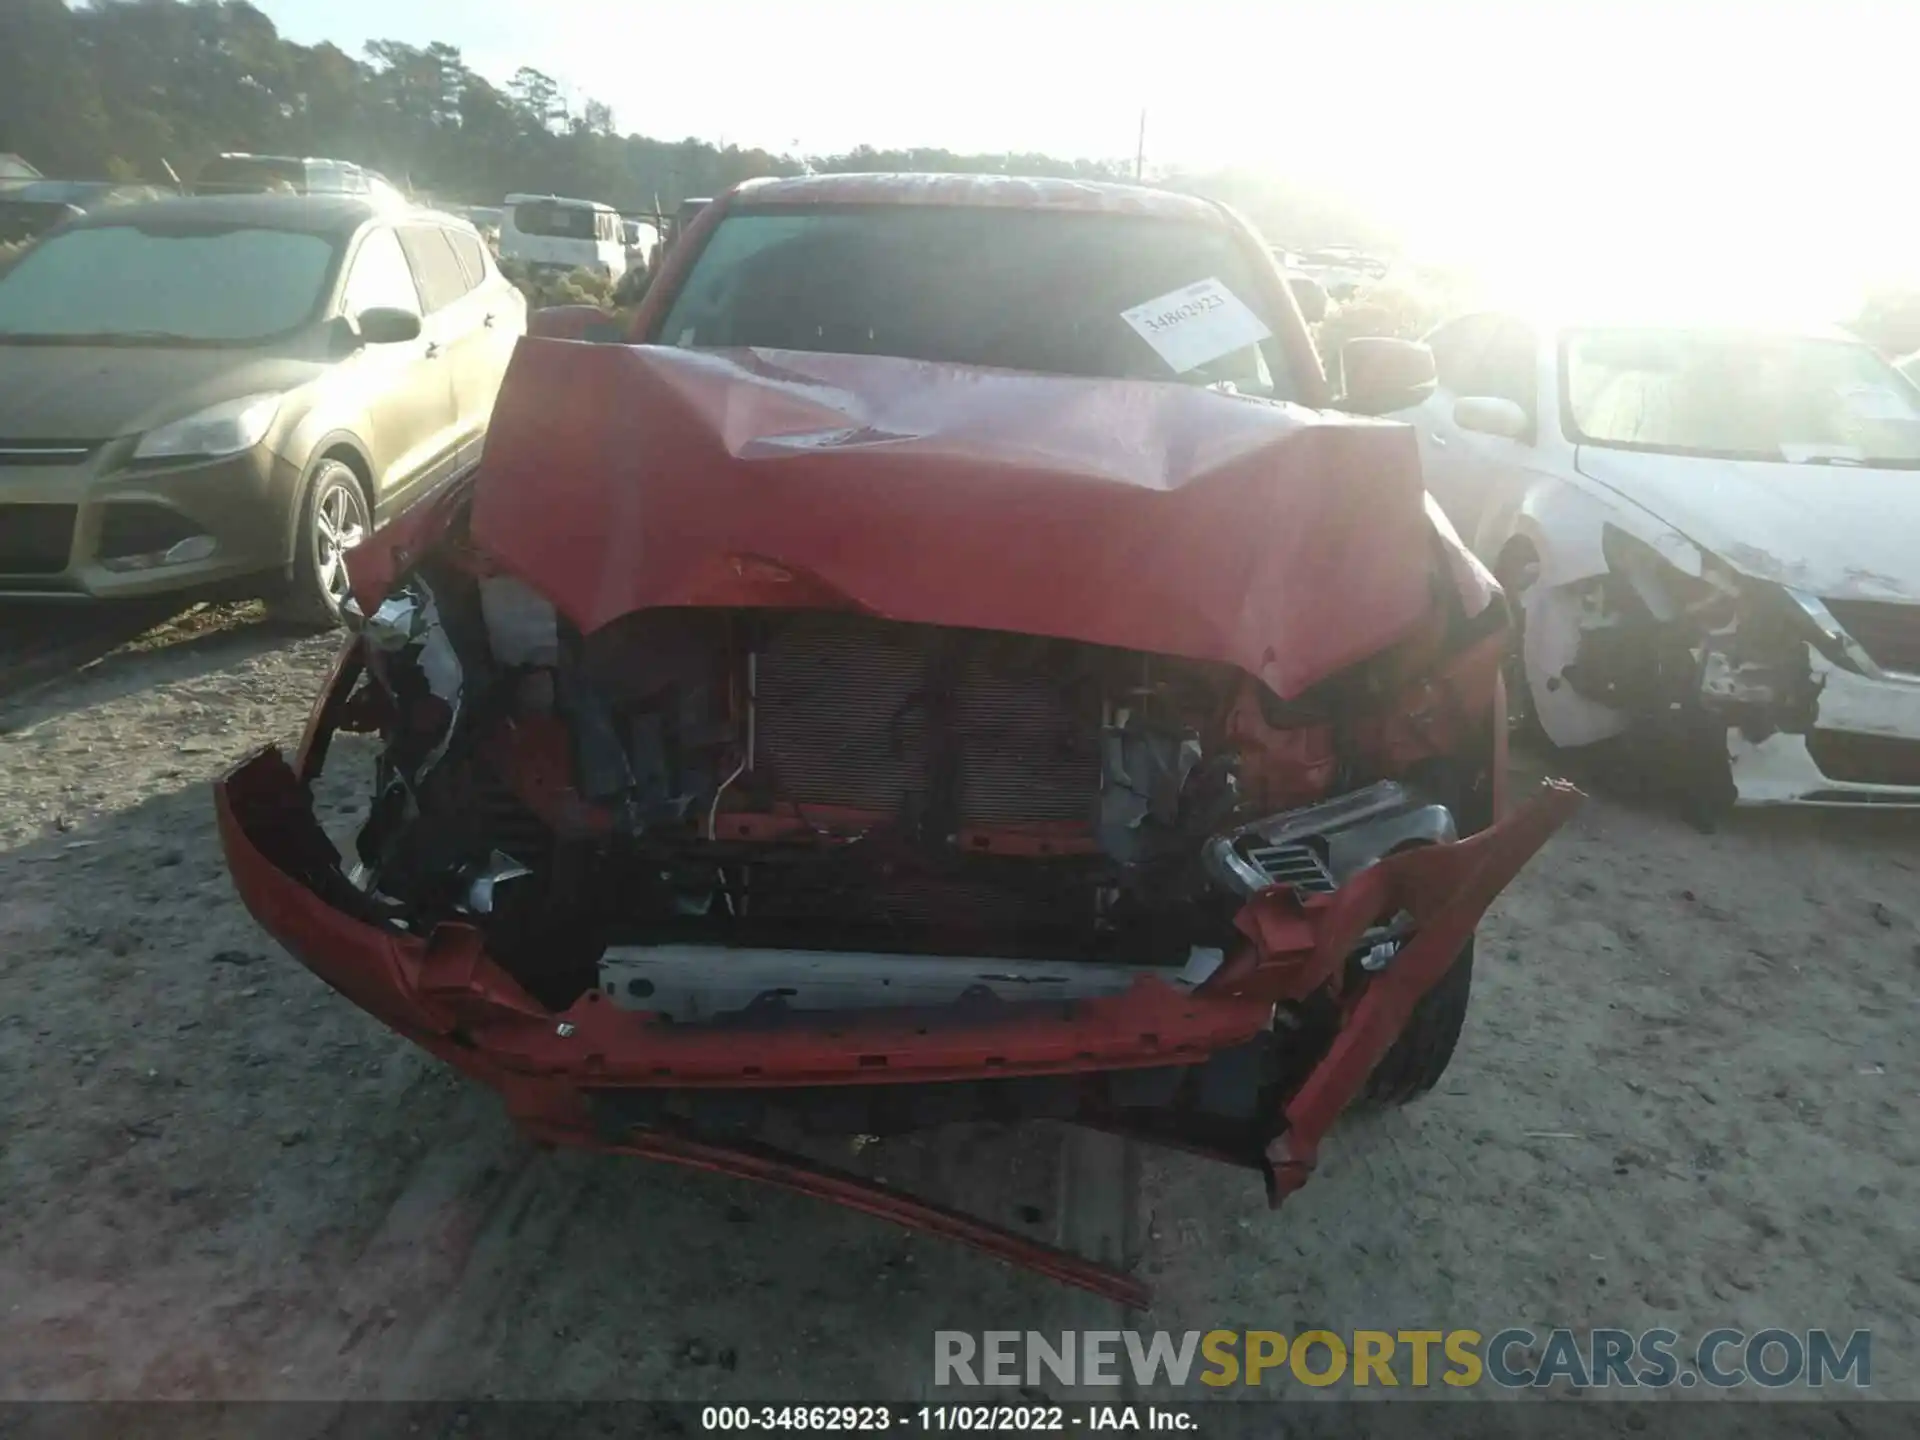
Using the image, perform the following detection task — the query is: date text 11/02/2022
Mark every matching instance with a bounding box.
[701,1407,1193,1432]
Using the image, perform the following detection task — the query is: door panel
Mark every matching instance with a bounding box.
[403,225,515,469]
[339,226,456,511]
[1395,387,1479,531]
[442,228,524,460]
[1403,314,1543,556]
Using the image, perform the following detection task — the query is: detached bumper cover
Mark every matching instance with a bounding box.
[215,745,1577,1300]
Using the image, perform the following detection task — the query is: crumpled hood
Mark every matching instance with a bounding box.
[1574,445,1920,602]
[470,342,1440,698]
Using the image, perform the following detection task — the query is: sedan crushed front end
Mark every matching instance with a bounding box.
[217,340,1576,1303]
[1516,515,1920,811]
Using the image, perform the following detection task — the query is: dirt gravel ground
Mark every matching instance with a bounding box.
[1,609,1916,1413]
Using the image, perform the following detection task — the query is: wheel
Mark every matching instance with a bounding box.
[1496,544,1546,744]
[1363,939,1474,1105]
[272,460,369,629]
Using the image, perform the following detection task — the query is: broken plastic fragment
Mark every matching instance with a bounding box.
[1177,946,1226,988]
[361,594,424,652]
[463,852,534,915]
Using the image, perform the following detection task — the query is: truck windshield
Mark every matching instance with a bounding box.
[513,202,602,240]
[653,205,1296,399]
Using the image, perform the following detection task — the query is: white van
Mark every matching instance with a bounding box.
[500,194,628,280]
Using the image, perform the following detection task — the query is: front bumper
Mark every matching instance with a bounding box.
[215,743,1577,1302]
[0,438,301,600]
[1728,653,1920,807]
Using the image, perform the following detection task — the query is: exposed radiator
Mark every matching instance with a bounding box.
[752,613,1100,826]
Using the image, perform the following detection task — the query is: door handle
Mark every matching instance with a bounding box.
[1432,433,1448,447]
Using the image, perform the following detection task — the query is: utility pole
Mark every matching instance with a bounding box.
[1134,109,1147,181]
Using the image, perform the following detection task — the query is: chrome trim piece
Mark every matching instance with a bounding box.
[1204,780,1458,899]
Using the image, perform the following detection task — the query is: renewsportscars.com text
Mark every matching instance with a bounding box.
[933,1328,1871,1390]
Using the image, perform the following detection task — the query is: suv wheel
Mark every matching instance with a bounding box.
[273,460,368,629]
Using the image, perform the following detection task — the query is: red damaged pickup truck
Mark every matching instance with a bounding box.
[216,173,1577,1306]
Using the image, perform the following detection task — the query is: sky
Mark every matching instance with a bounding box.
[253,0,1920,318]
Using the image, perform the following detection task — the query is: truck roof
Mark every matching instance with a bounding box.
[731,172,1225,225]
[505,193,617,211]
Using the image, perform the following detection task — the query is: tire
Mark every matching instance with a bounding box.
[1363,938,1474,1105]
[271,459,369,630]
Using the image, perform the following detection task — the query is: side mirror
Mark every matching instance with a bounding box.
[1336,337,1437,415]
[1454,395,1531,440]
[1286,274,1328,325]
[356,307,422,345]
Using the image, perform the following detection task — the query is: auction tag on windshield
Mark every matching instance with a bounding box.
[1121,278,1273,375]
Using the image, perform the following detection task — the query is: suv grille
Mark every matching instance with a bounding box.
[1825,598,1920,674]
[0,439,103,467]
[0,505,76,574]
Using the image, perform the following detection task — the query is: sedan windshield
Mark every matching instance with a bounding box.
[653,206,1297,399]
[0,224,338,344]
[1564,328,1920,465]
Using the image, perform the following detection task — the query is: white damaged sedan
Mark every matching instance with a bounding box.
[1395,315,1920,810]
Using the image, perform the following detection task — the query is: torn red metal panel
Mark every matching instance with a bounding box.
[459,343,1435,701]
[219,749,1273,1085]
[215,743,1577,1304]
[1264,780,1582,1202]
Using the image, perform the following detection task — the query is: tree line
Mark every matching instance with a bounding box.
[0,0,1127,210]
[0,0,1392,249]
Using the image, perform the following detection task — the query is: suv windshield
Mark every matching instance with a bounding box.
[653,206,1296,398]
[0,224,339,344]
[514,202,602,240]
[1565,328,1920,465]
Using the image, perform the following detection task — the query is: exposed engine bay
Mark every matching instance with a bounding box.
[214,514,1578,1305]
[339,558,1482,1023]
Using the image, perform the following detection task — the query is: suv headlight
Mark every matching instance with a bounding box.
[133,393,283,462]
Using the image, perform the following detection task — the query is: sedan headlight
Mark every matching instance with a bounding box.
[133,393,283,462]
